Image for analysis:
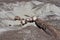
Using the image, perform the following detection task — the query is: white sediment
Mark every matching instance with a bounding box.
[0,1,60,33]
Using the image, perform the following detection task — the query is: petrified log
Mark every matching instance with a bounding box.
[25,16,60,40]
[34,17,60,40]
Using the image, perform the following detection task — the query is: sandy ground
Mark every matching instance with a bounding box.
[0,26,56,40]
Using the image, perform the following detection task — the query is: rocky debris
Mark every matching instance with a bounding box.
[14,16,21,20]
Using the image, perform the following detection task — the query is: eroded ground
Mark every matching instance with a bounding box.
[0,0,60,40]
